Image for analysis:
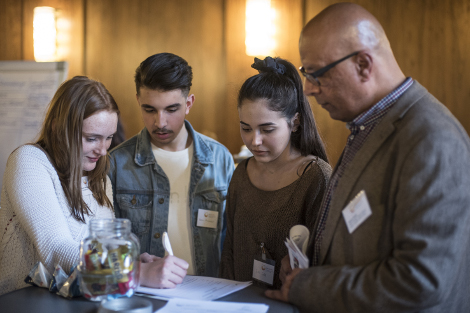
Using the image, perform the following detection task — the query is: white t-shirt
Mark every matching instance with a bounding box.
[151,143,195,275]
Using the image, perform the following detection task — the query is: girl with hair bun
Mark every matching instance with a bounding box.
[220,57,331,288]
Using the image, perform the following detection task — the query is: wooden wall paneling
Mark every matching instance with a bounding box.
[373,0,470,142]
[448,0,470,131]
[86,0,156,140]
[428,0,470,133]
[271,0,303,65]
[183,0,225,142]
[57,0,85,78]
[224,0,253,154]
[0,0,23,60]
[85,0,225,143]
[22,0,84,78]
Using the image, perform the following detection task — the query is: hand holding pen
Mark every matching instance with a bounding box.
[139,231,189,289]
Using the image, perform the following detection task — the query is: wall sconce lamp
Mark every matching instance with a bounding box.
[245,0,276,57]
[33,6,57,62]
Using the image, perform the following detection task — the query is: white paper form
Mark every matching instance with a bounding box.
[156,298,269,313]
[137,276,252,301]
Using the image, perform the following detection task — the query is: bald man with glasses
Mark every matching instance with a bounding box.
[266,3,470,313]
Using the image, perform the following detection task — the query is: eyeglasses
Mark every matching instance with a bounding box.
[299,51,360,86]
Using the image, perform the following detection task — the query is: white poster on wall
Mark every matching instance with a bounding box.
[0,61,68,197]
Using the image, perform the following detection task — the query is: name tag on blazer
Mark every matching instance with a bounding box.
[342,190,372,233]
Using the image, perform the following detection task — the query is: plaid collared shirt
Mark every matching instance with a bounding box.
[312,77,414,266]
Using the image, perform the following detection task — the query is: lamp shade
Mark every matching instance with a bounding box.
[33,6,57,62]
[245,0,276,57]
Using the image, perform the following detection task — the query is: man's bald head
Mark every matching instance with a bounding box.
[299,3,405,122]
[300,3,390,60]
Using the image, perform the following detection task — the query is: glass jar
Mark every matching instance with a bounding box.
[78,218,140,301]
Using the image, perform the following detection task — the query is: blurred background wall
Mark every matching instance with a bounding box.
[1,0,469,166]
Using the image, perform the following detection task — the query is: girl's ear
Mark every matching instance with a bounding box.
[292,113,300,132]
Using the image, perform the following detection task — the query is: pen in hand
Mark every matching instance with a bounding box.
[162,231,174,256]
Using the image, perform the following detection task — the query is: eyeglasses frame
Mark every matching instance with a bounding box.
[299,51,360,86]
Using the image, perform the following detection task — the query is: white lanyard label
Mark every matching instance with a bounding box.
[252,259,275,285]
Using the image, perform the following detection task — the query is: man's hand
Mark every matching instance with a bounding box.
[140,252,160,263]
[265,268,303,303]
[139,255,189,288]
[279,255,292,284]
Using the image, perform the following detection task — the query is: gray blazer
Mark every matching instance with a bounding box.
[289,81,470,313]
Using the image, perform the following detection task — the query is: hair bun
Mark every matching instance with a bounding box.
[251,57,286,75]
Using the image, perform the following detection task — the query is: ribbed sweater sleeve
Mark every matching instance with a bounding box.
[4,145,80,273]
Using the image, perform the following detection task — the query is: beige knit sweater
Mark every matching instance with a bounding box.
[0,145,114,295]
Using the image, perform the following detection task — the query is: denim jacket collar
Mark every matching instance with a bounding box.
[134,120,214,167]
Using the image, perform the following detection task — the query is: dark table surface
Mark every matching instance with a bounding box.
[0,284,299,313]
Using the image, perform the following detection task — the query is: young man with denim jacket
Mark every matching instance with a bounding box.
[108,53,234,287]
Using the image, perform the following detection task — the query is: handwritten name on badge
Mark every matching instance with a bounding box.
[342,190,372,234]
[196,209,218,229]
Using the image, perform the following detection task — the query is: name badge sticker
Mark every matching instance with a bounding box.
[342,190,372,234]
[196,209,218,229]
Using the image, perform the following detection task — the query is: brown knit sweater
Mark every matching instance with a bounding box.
[220,157,331,288]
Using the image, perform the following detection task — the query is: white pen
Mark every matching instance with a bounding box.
[162,231,174,256]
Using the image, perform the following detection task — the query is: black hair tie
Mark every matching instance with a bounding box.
[251,57,286,75]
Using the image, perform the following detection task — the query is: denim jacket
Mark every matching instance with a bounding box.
[108,121,234,277]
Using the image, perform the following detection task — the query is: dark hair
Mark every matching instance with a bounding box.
[37,76,119,223]
[238,57,328,163]
[134,53,193,96]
